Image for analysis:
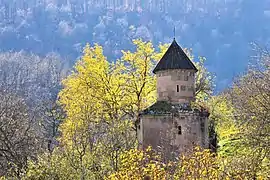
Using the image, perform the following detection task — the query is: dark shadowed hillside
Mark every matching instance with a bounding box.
[0,0,269,91]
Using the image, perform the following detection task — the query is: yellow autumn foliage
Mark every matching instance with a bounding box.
[107,146,270,180]
[107,147,168,180]
[58,40,168,146]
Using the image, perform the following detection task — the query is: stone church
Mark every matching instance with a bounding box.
[137,39,209,154]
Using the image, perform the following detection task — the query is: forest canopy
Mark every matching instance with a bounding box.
[0,0,269,91]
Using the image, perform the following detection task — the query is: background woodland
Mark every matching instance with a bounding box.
[1,0,270,90]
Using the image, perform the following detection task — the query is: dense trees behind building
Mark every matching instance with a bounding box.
[0,0,270,90]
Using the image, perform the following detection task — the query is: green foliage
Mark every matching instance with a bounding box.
[206,94,270,178]
[16,39,270,180]
[207,96,241,156]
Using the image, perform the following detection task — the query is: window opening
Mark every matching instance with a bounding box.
[176,85,179,92]
[181,85,186,91]
[178,126,182,135]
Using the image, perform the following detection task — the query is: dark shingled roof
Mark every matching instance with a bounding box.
[153,39,198,74]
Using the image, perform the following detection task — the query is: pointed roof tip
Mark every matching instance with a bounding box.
[153,39,198,74]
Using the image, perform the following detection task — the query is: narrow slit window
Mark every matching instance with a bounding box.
[176,85,179,92]
[178,126,182,135]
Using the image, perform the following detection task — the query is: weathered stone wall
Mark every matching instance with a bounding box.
[140,115,173,149]
[156,69,196,103]
[139,111,209,153]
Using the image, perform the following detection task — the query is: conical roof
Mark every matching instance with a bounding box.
[153,39,198,74]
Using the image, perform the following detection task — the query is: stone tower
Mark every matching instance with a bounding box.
[137,39,209,154]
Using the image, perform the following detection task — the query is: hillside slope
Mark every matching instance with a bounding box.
[0,0,269,90]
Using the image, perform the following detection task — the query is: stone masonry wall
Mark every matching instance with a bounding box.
[156,69,196,103]
[139,111,208,153]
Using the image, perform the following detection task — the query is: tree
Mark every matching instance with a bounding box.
[58,43,138,178]
[194,56,215,103]
[204,44,270,179]
[120,40,168,128]
[225,44,270,178]
[0,51,66,178]
[229,44,270,150]
[107,147,168,180]
[207,95,239,155]
[173,147,219,180]
[108,147,257,180]
[0,93,41,177]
